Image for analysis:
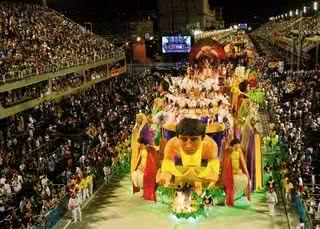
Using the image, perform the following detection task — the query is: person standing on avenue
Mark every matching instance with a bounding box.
[266,186,278,216]
[68,192,82,223]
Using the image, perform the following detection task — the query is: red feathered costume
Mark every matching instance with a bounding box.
[222,148,251,206]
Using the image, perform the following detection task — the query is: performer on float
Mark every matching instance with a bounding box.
[241,113,262,191]
[132,137,159,201]
[152,79,169,117]
[247,69,258,89]
[157,118,220,189]
[152,80,169,147]
[237,80,251,124]
[232,80,251,139]
[231,74,242,115]
[222,138,250,207]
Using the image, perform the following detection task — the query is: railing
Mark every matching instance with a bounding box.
[265,137,312,228]
[127,63,181,73]
[29,142,130,229]
[194,28,234,41]
[31,196,69,229]
[2,51,125,84]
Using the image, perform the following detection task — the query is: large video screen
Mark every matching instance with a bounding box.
[162,36,191,53]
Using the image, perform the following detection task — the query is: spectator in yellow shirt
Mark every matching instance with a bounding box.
[80,174,89,202]
[284,178,293,205]
[86,173,93,196]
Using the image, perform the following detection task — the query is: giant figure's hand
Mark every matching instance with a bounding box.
[157,172,172,187]
[161,159,183,177]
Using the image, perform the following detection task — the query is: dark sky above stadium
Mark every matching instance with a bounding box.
[46,0,309,24]
[212,0,308,23]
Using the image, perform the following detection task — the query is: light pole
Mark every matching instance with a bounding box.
[297,9,303,71]
[289,10,295,71]
[314,1,319,68]
[125,41,133,74]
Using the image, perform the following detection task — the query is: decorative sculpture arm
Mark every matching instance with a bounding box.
[161,159,183,177]
[199,159,220,183]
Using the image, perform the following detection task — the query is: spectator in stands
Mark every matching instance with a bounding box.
[0,1,123,83]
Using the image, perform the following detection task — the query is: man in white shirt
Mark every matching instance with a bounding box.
[266,187,278,216]
[68,192,82,223]
[298,176,304,194]
[103,165,112,183]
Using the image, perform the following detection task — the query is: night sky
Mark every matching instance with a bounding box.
[211,0,306,23]
[44,0,311,24]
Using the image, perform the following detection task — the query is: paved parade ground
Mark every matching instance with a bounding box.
[57,174,297,229]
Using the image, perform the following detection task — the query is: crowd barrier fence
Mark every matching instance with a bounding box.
[30,154,130,229]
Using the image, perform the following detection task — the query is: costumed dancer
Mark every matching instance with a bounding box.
[222,138,250,207]
[132,137,159,201]
[152,80,169,153]
[131,113,153,192]
[241,113,262,191]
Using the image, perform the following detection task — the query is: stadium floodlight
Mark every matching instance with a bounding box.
[314,1,319,11]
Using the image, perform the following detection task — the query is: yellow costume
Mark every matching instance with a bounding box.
[231,150,241,174]
[231,75,241,113]
[132,148,148,188]
[139,148,148,170]
[131,113,148,175]
[230,150,249,193]
[240,114,262,191]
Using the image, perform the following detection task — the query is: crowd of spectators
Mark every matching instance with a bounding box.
[0,1,123,83]
[263,70,320,228]
[0,83,46,108]
[250,16,318,70]
[0,71,161,228]
[0,64,120,108]
[250,33,291,65]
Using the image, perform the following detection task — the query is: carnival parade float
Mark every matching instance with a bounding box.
[130,32,265,221]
